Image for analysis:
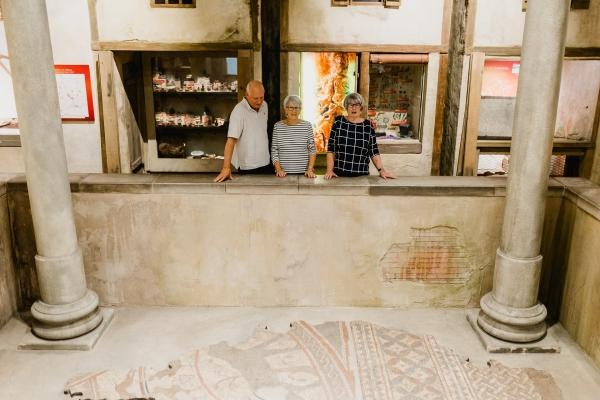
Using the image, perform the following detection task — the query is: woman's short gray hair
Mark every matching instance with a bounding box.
[283,95,302,109]
[343,92,365,110]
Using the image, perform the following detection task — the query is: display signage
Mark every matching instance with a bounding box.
[54,65,95,122]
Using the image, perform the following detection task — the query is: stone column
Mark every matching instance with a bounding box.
[477,0,570,343]
[3,0,102,339]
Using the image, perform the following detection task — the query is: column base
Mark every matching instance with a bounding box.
[467,309,559,353]
[19,308,114,350]
[478,292,547,343]
[31,289,102,340]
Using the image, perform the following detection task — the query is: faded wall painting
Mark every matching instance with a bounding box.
[380,226,472,284]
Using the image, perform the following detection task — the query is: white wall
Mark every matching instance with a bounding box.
[287,0,445,45]
[475,0,600,48]
[0,0,103,173]
[94,0,252,43]
[0,24,16,120]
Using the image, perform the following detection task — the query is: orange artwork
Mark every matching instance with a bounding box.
[314,52,355,151]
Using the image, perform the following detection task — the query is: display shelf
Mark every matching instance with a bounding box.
[144,51,244,172]
[156,125,228,132]
[153,90,237,95]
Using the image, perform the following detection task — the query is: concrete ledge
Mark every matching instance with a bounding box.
[559,178,600,222]
[153,174,225,194]
[299,176,370,195]
[79,174,155,193]
[0,173,580,197]
[225,175,299,194]
[6,174,89,193]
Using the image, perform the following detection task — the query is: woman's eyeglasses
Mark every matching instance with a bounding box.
[286,106,301,111]
[347,103,362,108]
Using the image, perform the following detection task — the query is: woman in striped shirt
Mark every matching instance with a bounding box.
[271,95,317,178]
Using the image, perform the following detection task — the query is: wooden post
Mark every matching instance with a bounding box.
[359,52,370,118]
[431,54,449,175]
[261,0,281,139]
[462,52,485,176]
[98,51,121,173]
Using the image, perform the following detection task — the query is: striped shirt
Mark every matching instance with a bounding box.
[271,120,316,174]
[327,116,380,176]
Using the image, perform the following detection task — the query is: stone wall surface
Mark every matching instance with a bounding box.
[0,0,103,174]
[0,177,17,328]
[94,0,252,43]
[551,179,600,370]
[5,174,566,310]
[474,0,600,48]
[286,0,445,46]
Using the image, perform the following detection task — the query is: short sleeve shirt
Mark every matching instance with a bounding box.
[228,98,270,169]
[326,116,380,176]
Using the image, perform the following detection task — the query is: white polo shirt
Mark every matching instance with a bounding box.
[228,98,270,170]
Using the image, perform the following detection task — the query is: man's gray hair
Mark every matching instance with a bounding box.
[245,80,264,93]
[283,95,302,109]
[343,92,365,109]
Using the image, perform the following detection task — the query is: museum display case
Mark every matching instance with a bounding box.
[143,51,242,172]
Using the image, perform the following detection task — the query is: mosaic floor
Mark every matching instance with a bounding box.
[64,320,560,400]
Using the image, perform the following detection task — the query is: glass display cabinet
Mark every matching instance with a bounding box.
[143,51,242,172]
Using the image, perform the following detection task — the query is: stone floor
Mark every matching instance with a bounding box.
[0,307,599,399]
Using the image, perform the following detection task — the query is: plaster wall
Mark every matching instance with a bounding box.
[0,180,17,328]
[72,193,502,307]
[474,0,600,48]
[558,197,600,369]
[0,0,103,173]
[93,0,252,43]
[286,0,444,45]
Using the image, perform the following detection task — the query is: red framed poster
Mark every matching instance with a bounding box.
[481,60,520,98]
[54,65,94,122]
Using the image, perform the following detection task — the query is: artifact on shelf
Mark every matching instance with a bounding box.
[153,72,237,93]
[155,111,227,128]
[158,142,186,158]
[187,151,225,160]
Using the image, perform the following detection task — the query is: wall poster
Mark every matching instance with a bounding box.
[300,52,357,152]
[55,65,95,122]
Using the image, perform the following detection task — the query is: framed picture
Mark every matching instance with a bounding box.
[54,65,95,122]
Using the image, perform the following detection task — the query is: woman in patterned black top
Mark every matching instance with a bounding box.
[325,93,395,179]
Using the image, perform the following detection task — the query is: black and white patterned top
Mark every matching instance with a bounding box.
[271,120,316,174]
[327,116,380,176]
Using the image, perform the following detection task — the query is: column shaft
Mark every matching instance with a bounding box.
[478,0,570,343]
[3,0,101,339]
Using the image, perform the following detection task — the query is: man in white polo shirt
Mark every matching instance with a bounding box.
[214,80,271,182]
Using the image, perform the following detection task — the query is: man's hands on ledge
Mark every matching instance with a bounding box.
[213,167,233,183]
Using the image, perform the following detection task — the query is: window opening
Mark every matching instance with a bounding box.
[331,0,400,8]
[151,0,196,8]
[368,55,427,143]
